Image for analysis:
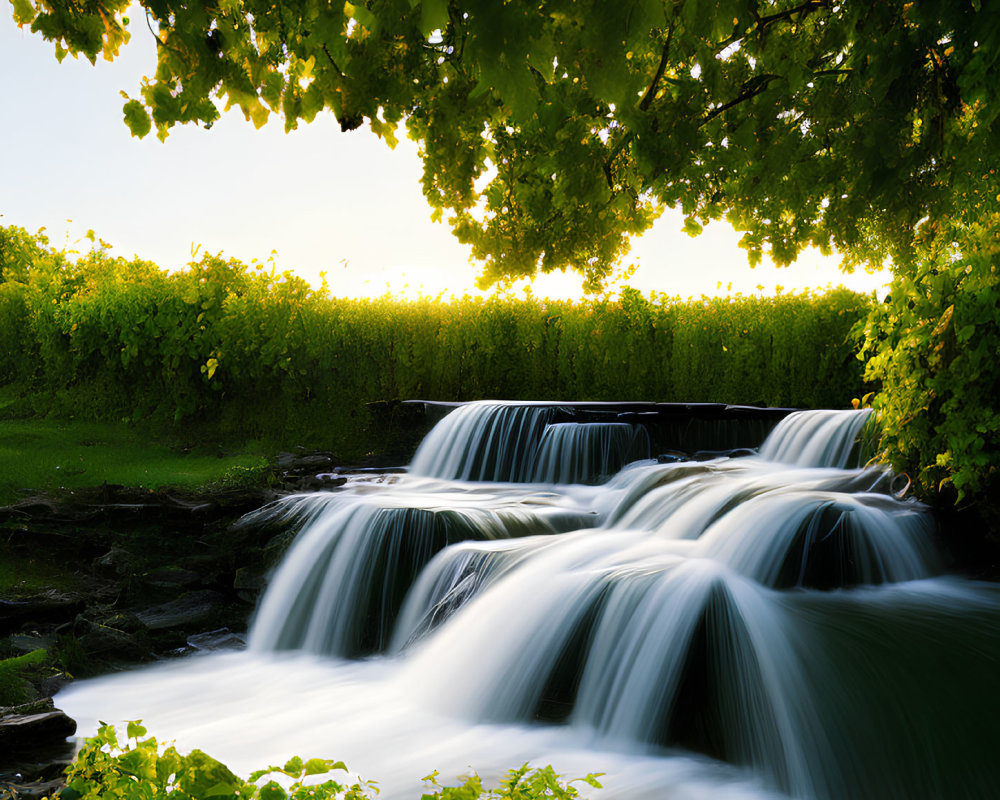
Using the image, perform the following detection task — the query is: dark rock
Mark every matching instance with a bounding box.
[691,447,758,461]
[286,474,347,492]
[77,621,151,663]
[134,590,226,631]
[97,612,148,635]
[0,593,84,635]
[3,777,68,800]
[93,546,139,578]
[277,451,335,471]
[146,566,201,588]
[7,634,55,655]
[0,698,56,717]
[186,628,246,652]
[0,699,76,795]
[38,674,70,698]
[0,707,76,755]
[233,567,266,604]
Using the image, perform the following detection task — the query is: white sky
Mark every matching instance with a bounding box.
[1,13,891,301]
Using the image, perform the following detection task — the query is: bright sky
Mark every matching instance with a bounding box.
[1,13,891,301]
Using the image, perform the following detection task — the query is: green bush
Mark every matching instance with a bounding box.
[0,225,870,457]
[60,722,603,800]
[859,224,1000,502]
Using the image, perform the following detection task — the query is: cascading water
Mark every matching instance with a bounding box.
[757,409,874,468]
[531,422,651,484]
[57,403,1000,800]
[409,402,652,484]
[249,487,598,657]
[409,402,556,481]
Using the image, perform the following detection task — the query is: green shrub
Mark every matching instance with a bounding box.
[60,722,603,800]
[859,224,1000,502]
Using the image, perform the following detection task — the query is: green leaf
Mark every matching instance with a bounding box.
[580,774,604,789]
[259,781,288,800]
[419,0,449,38]
[205,781,242,797]
[12,0,34,25]
[682,216,703,237]
[304,758,348,776]
[122,99,151,138]
[177,749,244,798]
[283,756,305,776]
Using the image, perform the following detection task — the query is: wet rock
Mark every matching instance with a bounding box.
[0,701,76,755]
[186,628,246,652]
[287,474,347,492]
[134,590,226,631]
[0,593,84,636]
[691,447,758,461]
[277,450,336,471]
[233,567,266,604]
[146,566,201,588]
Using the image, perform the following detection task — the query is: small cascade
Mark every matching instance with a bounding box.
[757,409,873,468]
[409,402,556,481]
[250,492,596,657]
[695,492,940,588]
[531,422,651,484]
[390,537,548,651]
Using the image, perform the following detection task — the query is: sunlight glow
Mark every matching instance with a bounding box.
[0,15,890,304]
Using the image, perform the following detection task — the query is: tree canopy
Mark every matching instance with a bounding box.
[11,0,1000,506]
[11,0,999,289]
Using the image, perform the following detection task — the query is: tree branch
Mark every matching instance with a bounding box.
[639,23,675,112]
[701,73,781,125]
[755,0,829,30]
[717,0,829,51]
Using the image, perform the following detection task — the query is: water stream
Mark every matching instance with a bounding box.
[58,403,1000,800]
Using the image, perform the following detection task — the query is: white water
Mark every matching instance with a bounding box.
[57,406,1000,800]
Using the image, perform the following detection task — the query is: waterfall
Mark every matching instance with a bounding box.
[57,404,1000,800]
[757,409,874,468]
[409,402,556,481]
[250,489,598,657]
[531,422,651,484]
[409,403,652,484]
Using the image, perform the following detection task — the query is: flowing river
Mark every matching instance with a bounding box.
[58,404,1000,800]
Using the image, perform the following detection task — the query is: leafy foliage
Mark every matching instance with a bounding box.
[59,722,602,800]
[11,1,998,289]
[859,219,1000,502]
[0,226,867,459]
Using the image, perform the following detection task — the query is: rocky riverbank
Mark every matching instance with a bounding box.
[0,450,405,798]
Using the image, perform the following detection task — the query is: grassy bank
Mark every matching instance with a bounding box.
[0,388,270,505]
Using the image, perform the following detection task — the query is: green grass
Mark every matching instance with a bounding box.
[0,554,84,595]
[0,649,49,705]
[0,388,271,504]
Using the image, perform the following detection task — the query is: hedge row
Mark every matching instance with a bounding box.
[0,226,871,454]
